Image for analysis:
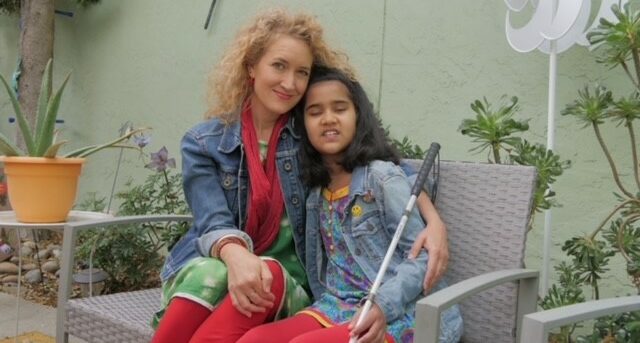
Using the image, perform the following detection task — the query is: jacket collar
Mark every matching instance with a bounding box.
[218,110,300,154]
[307,164,370,208]
[349,164,368,197]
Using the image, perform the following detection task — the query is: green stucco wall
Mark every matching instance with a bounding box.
[0,0,637,298]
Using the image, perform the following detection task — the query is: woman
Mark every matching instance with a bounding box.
[151,9,449,343]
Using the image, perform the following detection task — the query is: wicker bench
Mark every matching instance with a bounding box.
[56,160,539,343]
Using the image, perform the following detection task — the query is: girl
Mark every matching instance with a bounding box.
[237,67,463,343]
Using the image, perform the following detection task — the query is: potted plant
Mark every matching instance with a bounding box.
[0,59,148,223]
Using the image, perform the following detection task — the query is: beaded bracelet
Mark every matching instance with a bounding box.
[212,236,248,259]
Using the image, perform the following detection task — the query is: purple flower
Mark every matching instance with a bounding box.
[133,134,151,148]
[146,146,176,172]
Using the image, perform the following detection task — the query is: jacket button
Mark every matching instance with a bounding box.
[281,132,288,140]
[284,161,292,171]
[223,176,232,187]
[355,248,362,256]
[291,196,299,205]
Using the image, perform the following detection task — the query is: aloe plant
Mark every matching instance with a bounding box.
[0,59,148,158]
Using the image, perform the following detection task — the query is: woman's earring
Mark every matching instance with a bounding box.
[247,77,255,87]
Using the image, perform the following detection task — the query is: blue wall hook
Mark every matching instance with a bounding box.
[9,117,65,125]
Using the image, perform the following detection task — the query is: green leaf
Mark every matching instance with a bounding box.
[0,132,24,156]
[0,73,35,154]
[608,92,640,126]
[43,140,69,158]
[460,95,527,162]
[62,144,98,158]
[35,73,70,156]
[65,144,140,158]
[540,283,584,310]
[561,85,613,127]
[64,127,149,158]
[35,59,53,147]
[587,2,640,73]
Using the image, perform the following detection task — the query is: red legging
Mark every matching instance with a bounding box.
[150,260,286,343]
[237,313,353,343]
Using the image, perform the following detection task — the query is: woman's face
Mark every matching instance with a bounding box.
[303,80,357,164]
[248,35,313,119]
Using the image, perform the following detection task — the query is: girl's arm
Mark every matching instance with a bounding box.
[411,193,449,293]
[372,173,429,323]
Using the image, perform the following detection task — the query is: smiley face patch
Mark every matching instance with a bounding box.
[351,205,363,217]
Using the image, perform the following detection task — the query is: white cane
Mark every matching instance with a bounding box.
[349,142,440,343]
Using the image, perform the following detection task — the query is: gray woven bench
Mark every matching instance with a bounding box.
[66,288,161,342]
[56,160,539,343]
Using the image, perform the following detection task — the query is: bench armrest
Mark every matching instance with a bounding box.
[520,295,640,343]
[415,269,539,343]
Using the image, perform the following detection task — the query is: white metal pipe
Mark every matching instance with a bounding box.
[541,37,557,295]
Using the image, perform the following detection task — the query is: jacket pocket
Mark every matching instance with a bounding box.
[350,214,380,237]
[218,170,239,215]
[350,214,386,263]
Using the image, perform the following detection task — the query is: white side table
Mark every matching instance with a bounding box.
[0,210,111,342]
[0,210,111,230]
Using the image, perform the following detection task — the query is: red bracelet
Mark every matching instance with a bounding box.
[213,237,247,258]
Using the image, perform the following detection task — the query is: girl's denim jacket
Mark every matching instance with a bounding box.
[160,114,308,281]
[305,161,463,334]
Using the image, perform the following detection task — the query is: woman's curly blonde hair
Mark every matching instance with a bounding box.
[206,8,355,121]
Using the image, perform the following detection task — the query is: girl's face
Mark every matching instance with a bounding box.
[304,80,357,164]
[248,35,313,119]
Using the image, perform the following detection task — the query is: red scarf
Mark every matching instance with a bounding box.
[241,104,288,255]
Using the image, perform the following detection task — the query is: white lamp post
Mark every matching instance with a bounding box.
[504,0,625,295]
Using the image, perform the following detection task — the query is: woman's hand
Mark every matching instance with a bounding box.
[220,244,276,317]
[410,193,449,293]
[348,303,387,343]
[409,220,448,293]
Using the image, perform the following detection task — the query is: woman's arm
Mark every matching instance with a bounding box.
[181,130,273,316]
[399,160,450,293]
[411,193,449,293]
[180,130,253,255]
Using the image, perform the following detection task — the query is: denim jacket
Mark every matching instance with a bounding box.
[160,113,308,281]
[305,160,463,332]
[304,160,429,322]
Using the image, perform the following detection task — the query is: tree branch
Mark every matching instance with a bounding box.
[627,121,640,191]
[590,199,634,240]
[593,123,634,198]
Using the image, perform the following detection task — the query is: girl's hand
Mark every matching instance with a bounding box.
[220,244,276,317]
[348,303,387,343]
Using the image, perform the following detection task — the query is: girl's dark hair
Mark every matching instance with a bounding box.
[295,65,399,188]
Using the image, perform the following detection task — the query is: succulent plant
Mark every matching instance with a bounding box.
[0,59,148,158]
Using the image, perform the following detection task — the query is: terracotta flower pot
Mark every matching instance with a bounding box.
[1,156,85,223]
